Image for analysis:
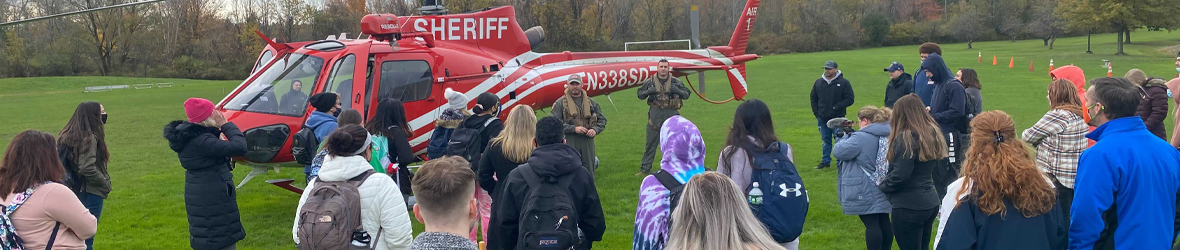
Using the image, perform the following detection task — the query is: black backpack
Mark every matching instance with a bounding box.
[748,142,809,243]
[57,144,85,194]
[292,124,321,165]
[653,170,684,215]
[516,164,580,250]
[446,117,498,162]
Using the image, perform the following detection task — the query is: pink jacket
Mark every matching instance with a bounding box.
[3,183,97,250]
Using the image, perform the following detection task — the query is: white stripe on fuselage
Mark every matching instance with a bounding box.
[404,49,732,150]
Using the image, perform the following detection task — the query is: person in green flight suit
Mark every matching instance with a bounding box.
[550,74,607,177]
[635,59,691,176]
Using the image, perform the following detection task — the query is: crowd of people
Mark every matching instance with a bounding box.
[1,45,1179,250]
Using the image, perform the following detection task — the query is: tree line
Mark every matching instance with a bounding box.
[1,0,1176,79]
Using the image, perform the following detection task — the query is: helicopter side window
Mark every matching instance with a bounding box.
[378,60,433,102]
[225,53,326,117]
[324,54,356,111]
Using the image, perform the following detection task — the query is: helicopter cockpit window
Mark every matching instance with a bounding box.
[323,54,356,111]
[252,50,275,74]
[378,60,433,102]
[225,53,325,116]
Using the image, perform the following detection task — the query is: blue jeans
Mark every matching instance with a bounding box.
[78,192,104,250]
[817,118,834,164]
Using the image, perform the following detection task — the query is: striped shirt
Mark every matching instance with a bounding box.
[1022,109,1089,189]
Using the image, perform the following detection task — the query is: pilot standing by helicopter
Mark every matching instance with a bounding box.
[550,74,607,176]
[636,59,691,176]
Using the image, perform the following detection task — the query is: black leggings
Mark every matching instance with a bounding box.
[892,207,937,250]
[860,213,894,250]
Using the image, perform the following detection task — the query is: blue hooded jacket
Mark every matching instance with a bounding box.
[1070,116,1180,250]
[913,54,954,106]
[305,111,339,142]
[920,53,967,134]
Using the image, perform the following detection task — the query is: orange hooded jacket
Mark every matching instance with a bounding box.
[1050,65,1096,147]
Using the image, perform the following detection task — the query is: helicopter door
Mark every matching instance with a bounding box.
[322,54,358,112]
[371,53,439,147]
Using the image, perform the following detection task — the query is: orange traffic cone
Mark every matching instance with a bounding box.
[1029,60,1035,72]
[993,55,997,65]
[1009,57,1015,68]
[1107,62,1114,77]
[1048,59,1055,72]
[978,52,983,63]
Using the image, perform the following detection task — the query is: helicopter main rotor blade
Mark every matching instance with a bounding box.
[0,0,168,27]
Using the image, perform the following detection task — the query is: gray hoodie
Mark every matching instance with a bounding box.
[832,123,893,215]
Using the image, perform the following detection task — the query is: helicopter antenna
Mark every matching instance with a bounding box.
[0,0,169,26]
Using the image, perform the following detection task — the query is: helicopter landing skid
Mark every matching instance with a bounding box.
[236,164,280,189]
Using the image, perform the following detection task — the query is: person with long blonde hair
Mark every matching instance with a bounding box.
[880,94,946,250]
[666,172,786,250]
[476,105,536,242]
[935,111,1066,250]
[1022,79,1088,228]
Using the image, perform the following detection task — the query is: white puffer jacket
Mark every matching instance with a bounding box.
[292,155,413,250]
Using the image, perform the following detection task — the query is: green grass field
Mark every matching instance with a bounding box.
[1,31,1178,249]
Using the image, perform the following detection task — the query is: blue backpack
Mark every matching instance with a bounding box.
[748,142,809,243]
[426,126,453,160]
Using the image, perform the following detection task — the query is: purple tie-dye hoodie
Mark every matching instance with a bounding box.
[632,115,707,250]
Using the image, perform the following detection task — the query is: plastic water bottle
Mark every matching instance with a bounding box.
[748,182,764,205]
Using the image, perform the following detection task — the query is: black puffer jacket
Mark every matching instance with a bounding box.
[163,120,248,250]
[1136,82,1169,140]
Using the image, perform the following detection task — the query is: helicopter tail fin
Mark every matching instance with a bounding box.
[726,0,761,56]
[726,64,749,100]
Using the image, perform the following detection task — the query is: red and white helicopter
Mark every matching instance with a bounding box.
[213,0,764,190]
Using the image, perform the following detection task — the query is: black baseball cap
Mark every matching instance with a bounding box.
[884,62,904,72]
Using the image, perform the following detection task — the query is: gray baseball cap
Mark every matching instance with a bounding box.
[823,61,838,69]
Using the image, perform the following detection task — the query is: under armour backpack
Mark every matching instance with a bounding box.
[653,170,684,215]
[748,142,809,243]
[446,117,498,162]
[292,124,321,165]
[296,170,375,250]
[516,165,580,250]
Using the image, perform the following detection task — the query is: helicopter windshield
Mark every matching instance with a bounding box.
[225,53,325,116]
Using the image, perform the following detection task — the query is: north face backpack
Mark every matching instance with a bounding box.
[296,170,375,250]
[292,124,322,165]
[446,117,498,162]
[516,164,580,250]
[56,144,85,194]
[652,170,684,215]
[748,142,809,243]
[427,126,454,160]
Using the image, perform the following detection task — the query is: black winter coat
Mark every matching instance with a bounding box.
[879,132,943,210]
[810,72,855,120]
[460,114,505,171]
[477,142,527,197]
[1136,85,1169,139]
[487,144,606,250]
[163,121,248,250]
[885,73,914,108]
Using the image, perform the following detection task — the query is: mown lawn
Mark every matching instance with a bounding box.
[1,30,1177,249]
